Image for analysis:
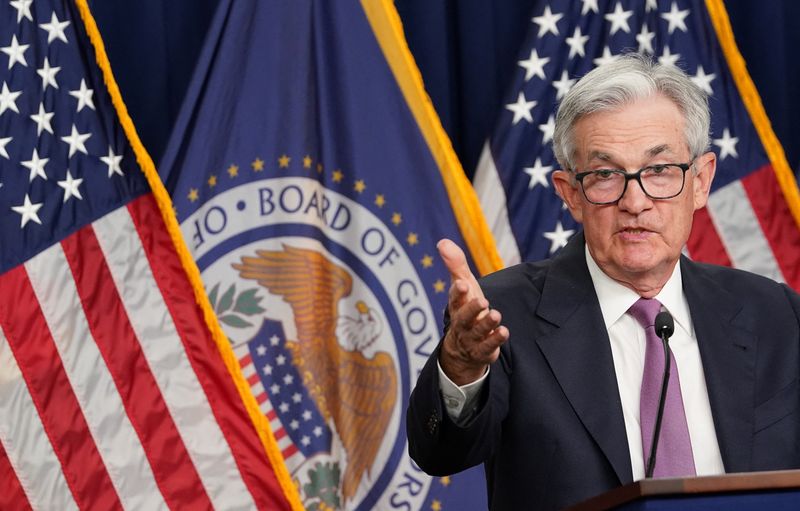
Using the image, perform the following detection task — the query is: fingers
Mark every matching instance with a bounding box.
[440,297,509,385]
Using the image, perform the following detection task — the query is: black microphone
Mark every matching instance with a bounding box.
[645,311,675,478]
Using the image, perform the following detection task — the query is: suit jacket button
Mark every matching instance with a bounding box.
[427,413,439,435]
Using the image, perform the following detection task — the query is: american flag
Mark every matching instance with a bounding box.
[474,0,800,289]
[0,1,299,509]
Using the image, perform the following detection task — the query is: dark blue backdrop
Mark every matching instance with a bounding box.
[90,0,800,181]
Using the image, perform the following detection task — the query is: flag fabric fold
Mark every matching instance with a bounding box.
[0,0,300,509]
[160,0,500,509]
[475,0,800,291]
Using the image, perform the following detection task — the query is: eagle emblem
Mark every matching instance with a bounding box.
[233,244,398,502]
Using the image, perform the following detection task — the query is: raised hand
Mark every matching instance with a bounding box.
[437,239,509,386]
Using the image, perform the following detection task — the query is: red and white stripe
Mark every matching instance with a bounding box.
[0,194,293,510]
[688,164,800,289]
[237,349,303,468]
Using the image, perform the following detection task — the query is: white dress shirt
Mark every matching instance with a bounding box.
[438,248,726,480]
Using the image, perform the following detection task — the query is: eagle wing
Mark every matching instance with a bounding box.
[335,350,397,501]
[234,245,397,502]
[232,244,352,345]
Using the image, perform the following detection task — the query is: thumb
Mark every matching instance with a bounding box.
[437,238,472,281]
[437,238,484,297]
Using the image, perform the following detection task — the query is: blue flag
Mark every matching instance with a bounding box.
[160,1,500,509]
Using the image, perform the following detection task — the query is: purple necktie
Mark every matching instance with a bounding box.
[629,298,696,478]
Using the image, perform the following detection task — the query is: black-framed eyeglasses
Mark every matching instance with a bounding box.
[573,162,692,205]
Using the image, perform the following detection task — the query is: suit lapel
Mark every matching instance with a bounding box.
[534,234,633,485]
[682,259,756,472]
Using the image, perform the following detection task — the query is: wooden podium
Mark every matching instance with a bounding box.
[567,470,800,510]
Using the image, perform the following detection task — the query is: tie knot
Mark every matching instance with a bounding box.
[628,297,662,329]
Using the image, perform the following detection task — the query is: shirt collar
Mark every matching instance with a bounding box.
[585,245,693,335]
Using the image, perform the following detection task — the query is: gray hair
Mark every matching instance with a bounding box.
[552,53,710,171]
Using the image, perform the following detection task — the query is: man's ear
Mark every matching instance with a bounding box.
[552,170,584,222]
[692,151,716,211]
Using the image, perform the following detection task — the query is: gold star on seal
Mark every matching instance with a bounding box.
[433,279,446,293]
[187,188,199,202]
[251,158,264,171]
[278,154,290,168]
[374,194,386,207]
[332,169,344,182]
[391,212,402,225]
[439,475,451,486]
[303,155,312,168]
[316,163,323,174]
[207,175,218,187]
[354,179,366,193]
[407,232,419,246]
[227,164,239,177]
[421,255,433,268]
[431,500,442,511]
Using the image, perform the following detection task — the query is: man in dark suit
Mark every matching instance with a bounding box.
[406,54,800,510]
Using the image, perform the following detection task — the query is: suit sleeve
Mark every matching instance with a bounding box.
[406,308,512,476]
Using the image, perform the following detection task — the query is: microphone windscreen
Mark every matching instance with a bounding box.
[655,311,675,339]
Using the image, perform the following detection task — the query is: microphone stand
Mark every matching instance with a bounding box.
[645,312,675,479]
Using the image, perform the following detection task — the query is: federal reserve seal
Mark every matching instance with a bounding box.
[182,174,443,510]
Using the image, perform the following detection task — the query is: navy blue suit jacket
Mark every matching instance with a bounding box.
[407,233,800,510]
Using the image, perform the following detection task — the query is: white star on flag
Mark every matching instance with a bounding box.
[543,221,575,254]
[552,70,575,100]
[691,65,716,95]
[593,47,618,67]
[581,0,599,15]
[658,46,681,67]
[30,103,55,135]
[539,114,555,144]
[1,35,29,69]
[61,124,91,157]
[39,12,71,44]
[11,194,43,228]
[532,6,563,37]
[645,0,659,12]
[101,146,124,176]
[636,24,656,54]
[713,128,739,160]
[0,82,21,114]
[524,158,553,189]
[0,136,10,159]
[37,57,61,90]
[565,27,590,58]
[57,171,84,202]
[661,1,690,34]
[256,344,267,356]
[605,2,633,35]
[518,48,549,81]
[21,148,48,182]
[69,79,96,111]
[269,334,281,346]
[506,92,536,125]
[9,0,33,22]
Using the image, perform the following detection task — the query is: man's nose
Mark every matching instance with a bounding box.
[617,177,652,212]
